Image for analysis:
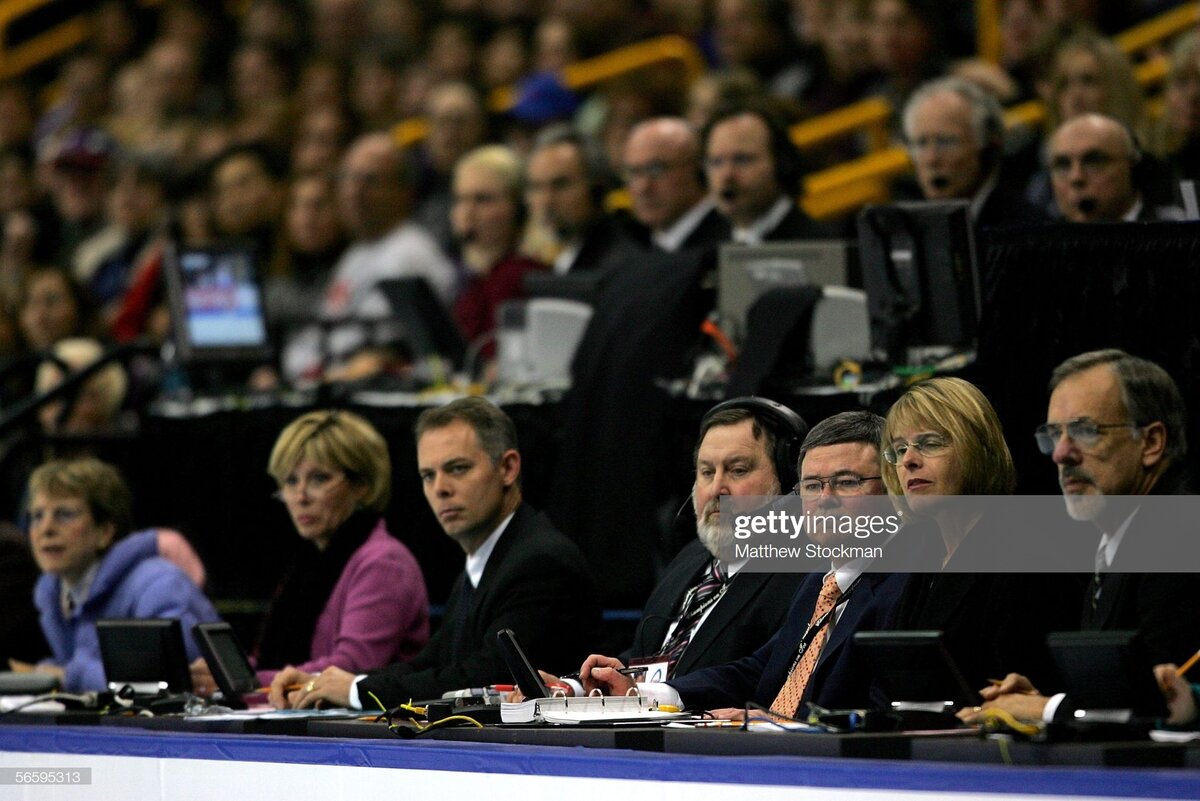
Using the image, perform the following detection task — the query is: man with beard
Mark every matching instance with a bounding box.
[599,397,808,682]
[969,349,1200,723]
[582,411,910,715]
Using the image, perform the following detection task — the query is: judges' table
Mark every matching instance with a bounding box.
[2,724,1199,800]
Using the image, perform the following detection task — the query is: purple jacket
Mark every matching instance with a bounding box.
[257,521,429,683]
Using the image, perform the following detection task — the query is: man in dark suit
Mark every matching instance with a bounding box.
[525,124,634,275]
[583,411,910,716]
[620,117,729,254]
[702,100,827,244]
[270,398,599,710]
[901,76,1046,230]
[974,350,1199,722]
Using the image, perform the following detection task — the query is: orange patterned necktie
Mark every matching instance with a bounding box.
[770,573,841,718]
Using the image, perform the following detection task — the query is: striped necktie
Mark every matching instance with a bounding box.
[655,559,727,677]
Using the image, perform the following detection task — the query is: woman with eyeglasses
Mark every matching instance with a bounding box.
[24,457,219,691]
[882,377,1081,692]
[191,411,429,694]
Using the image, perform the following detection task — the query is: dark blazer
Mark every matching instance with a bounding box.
[357,503,600,708]
[669,569,908,711]
[566,214,637,274]
[891,514,1084,693]
[1084,464,1199,666]
[677,208,731,252]
[622,539,804,678]
[763,203,829,242]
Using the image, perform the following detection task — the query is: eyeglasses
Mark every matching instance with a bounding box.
[1048,150,1128,177]
[275,469,347,500]
[621,159,686,182]
[1034,418,1142,455]
[907,134,966,154]
[794,475,882,496]
[883,435,951,465]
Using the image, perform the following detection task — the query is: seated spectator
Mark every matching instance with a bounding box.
[1155,32,1200,184]
[17,266,90,354]
[1047,113,1184,223]
[192,410,428,691]
[414,82,489,257]
[19,457,218,691]
[35,337,129,437]
[450,145,546,355]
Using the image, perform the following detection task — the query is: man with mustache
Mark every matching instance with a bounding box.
[702,101,826,244]
[611,397,808,682]
[901,77,1044,229]
[970,349,1199,723]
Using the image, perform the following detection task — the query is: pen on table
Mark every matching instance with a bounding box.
[256,683,304,693]
[617,667,648,676]
[1176,649,1200,677]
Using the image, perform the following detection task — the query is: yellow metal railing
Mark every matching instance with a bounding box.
[0,0,87,80]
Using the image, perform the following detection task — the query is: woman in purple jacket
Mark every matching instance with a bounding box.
[193,410,429,692]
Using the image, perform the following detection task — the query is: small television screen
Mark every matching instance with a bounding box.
[857,201,980,367]
[1047,631,1167,718]
[854,630,979,708]
[376,277,467,369]
[194,622,257,708]
[96,618,191,694]
[164,245,272,363]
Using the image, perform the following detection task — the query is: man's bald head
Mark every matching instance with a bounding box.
[1048,113,1140,223]
[621,117,706,233]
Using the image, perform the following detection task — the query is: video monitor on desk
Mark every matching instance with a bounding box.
[717,241,853,343]
[376,277,467,370]
[854,631,979,709]
[857,201,980,367]
[163,245,272,364]
[1047,631,1167,719]
[97,618,191,695]
[194,622,258,709]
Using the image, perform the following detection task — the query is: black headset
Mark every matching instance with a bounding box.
[699,396,809,491]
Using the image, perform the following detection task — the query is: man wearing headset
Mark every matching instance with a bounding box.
[559,398,807,687]
[620,117,729,254]
[1047,113,1185,223]
[902,76,1045,229]
[702,101,826,244]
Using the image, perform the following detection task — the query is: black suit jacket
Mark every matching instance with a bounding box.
[357,504,600,707]
[1083,465,1199,666]
[764,203,831,242]
[677,208,731,252]
[566,214,637,274]
[669,570,908,711]
[622,539,804,677]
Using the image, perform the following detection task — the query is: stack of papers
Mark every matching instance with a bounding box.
[501,695,688,725]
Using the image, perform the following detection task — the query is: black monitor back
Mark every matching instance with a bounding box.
[376,277,467,369]
[1047,630,1168,718]
[97,618,191,693]
[857,201,980,366]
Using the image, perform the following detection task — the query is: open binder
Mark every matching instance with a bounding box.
[500,694,688,725]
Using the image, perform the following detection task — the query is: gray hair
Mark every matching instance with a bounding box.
[1049,349,1187,461]
[902,76,1005,152]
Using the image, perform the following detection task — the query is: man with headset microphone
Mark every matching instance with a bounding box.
[552,397,809,692]
[702,99,827,244]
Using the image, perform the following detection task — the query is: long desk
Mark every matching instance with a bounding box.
[2,717,1200,800]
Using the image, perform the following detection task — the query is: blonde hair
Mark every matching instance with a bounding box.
[29,457,133,540]
[267,410,391,512]
[881,377,1016,497]
[34,338,128,422]
[454,144,524,202]
[1047,30,1146,138]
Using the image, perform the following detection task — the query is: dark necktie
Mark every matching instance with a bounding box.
[451,579,476,663]
[655,559,727,677]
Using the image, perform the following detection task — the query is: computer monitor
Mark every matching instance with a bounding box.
[857,201,980,367]
[96,619,191,694]
[376,277,467,369]
[718,241,852,343]
[1047,631,1167,719]
[163,244,273,364]
[193,622,258,709]
[853,631,979,708]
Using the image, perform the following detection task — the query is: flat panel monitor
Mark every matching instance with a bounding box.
[1047,631,1167,718]
[194,622,258,709]
[163,244,272,364]
[854,631,979,708]
[857,201,980,367]
[376,277,467,369]
[718,241,852,343]
[96,618,191,694]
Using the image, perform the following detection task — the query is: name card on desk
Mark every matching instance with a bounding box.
[500,696,687,725]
